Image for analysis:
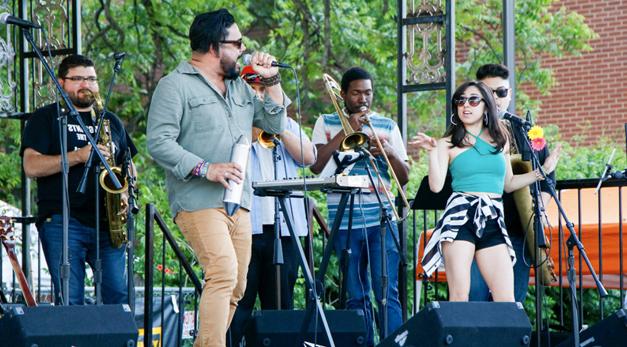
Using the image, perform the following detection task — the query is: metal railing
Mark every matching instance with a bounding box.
[410,177,626,339]
[144,204,202,346]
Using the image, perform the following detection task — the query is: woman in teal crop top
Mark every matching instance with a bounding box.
[413,81,559,303]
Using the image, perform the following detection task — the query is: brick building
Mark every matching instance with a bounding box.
[524,0,627,146]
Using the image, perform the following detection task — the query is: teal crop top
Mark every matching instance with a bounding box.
[449,130,506,194]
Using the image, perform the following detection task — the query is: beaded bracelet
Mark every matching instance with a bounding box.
[261,73,281,87]
[192,161,204,177]
[199,161,210,178]
[192,161,209,178]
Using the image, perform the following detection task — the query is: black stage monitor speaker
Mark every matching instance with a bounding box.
[244,309,367,346]
[0,304,138,346]
[379,301,532,347]
[556,308,627,347]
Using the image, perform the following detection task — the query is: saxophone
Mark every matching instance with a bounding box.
[92,93,129,248]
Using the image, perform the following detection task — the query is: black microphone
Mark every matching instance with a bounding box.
[0,13,41,29]
[113,52,126,72]
[595,148,616,194]
[242,53,291,68]
[500,110,532,129]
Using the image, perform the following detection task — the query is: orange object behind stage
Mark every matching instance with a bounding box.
[416,187,627,289]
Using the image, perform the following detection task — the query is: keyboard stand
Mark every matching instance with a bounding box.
[254,188,343,347]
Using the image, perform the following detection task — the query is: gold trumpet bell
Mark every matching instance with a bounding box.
[99,167,129,194]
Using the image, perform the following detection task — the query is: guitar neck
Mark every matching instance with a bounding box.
[4,245,37,307]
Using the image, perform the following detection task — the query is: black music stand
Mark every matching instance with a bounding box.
[411,175,452,211]
[411,175,452,305]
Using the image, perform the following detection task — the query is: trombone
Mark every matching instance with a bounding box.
[322,73,410,221]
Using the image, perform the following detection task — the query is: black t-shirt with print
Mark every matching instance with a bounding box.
[20,103,137,230]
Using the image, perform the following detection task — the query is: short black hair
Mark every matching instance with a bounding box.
[58,54,95,78]
[189,8,235,54]
[341,67,373,92]
[476,64,509,80]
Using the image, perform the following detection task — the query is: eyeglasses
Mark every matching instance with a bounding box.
[492,87,509,98]
[454,96,483,107]
[63,76,98,83]
[220,38,243,49]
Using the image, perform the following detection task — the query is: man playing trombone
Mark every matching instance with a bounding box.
[311,67,409,346]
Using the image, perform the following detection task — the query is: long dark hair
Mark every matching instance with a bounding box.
[445,81,506,152]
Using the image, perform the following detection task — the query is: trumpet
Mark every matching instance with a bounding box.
[257,131,281,149]
[322,73,410,221]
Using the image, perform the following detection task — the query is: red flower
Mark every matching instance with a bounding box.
[531,137,547,151]
[156,264,163,272]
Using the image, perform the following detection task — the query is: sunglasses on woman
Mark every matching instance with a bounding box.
[454,96,483,107]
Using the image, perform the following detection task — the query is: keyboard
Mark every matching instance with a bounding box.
[253,175,370,194]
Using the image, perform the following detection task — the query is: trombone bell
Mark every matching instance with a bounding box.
[322,73,370,151]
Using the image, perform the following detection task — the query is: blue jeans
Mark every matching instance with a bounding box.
[469,233,529,303]
[39,214,128,305]
[334,223,402,346]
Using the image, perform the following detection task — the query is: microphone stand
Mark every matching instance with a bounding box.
[18,28,122,305]
[357,148,405,340]
[512,122,608,347]
[77,53,125,305]
[77,53,125,193]
[125,148,139,312]
[271,138,284,309]
[509,116,547,344]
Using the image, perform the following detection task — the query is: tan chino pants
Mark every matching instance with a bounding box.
[175,208,252,347]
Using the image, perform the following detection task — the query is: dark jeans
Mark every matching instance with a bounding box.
[335,223,402,346]
[39,214,128,305]
[469,232,529,303]
[228,226,300,346]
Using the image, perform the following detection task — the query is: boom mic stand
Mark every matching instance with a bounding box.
[18,28,122,305]
[76,53,126,305]
[511,121,608,347]
[508,116,548,346]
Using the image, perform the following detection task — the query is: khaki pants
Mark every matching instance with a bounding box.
[175,208,251,347]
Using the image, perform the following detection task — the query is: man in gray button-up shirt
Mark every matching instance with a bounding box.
[146,9,288,347]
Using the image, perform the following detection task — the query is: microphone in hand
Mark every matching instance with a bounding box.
[242,53,291,68]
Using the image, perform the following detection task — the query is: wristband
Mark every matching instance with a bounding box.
[199,162,210,178]
[261,73,281,87]
[192,161,209,178]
